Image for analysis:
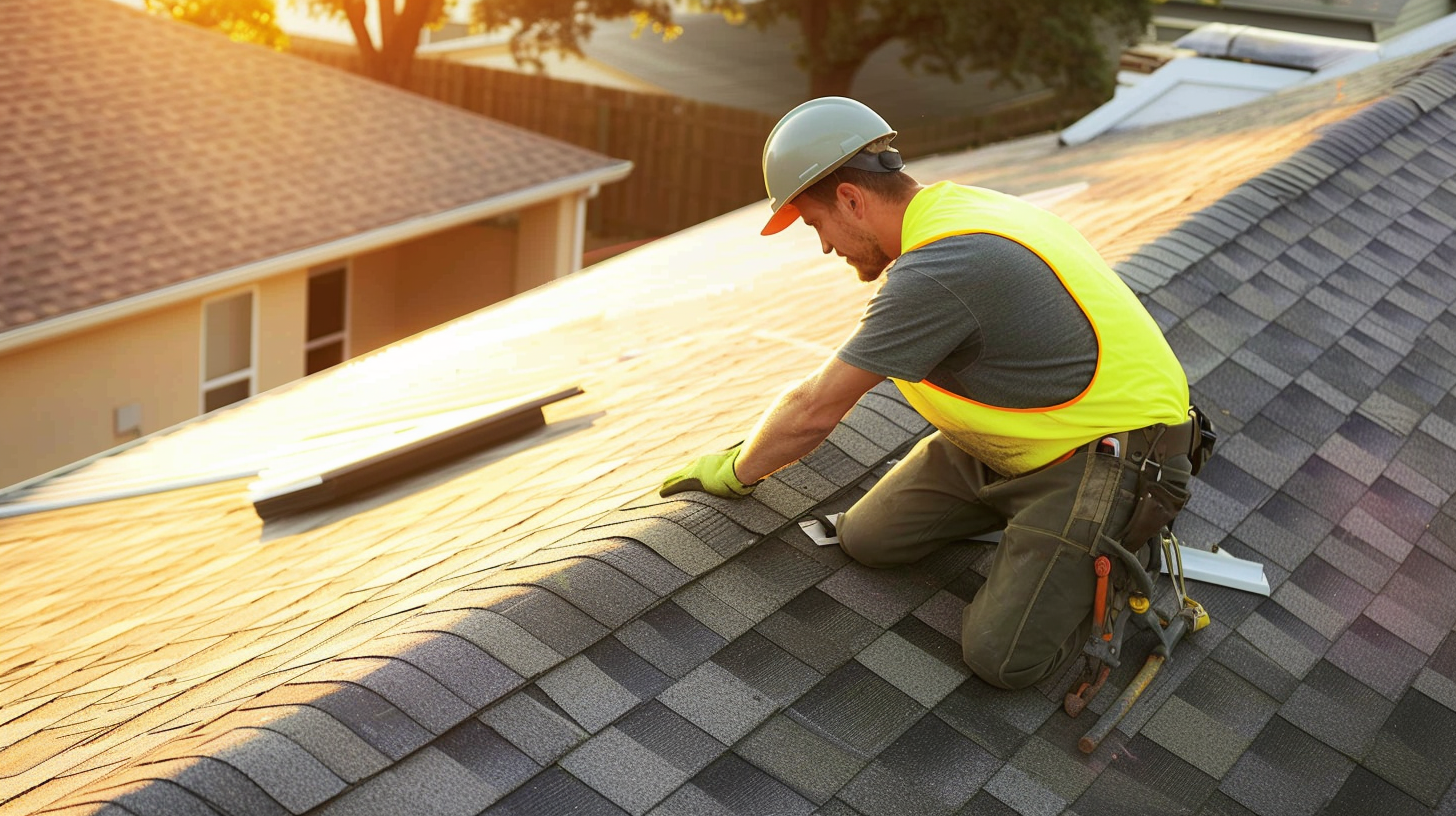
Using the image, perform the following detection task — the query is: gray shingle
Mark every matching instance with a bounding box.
[789,661,926,758]
[537,654,642,733]
[360,631,522,709]
[837,714,997,816]
[413,608,564,679]
[1323,767,1431,816]
[582,636,673,702]
[433,719,540,802]
[314,747,498,816]
[243,705,391,784]
[1277,661,1393,758]
[1324,616,1427,701]
[657,661,777,745]
[242,683,432,762]
[561,726,689,816]
[615,700,724,776]
[1142,695,1252,779]
[483,767,629,816]
[734,714,866,805]
[203,726,346,814]
[1364,690,1456,807]
[140,757,290,816]
[616,600,728,679]
[481,689,588,766]
[755,588,882,674]
[1071,736,1219,816]
[855,630,966,709]
[447,585,608,659]
[1217,716,1353,816]
[91,779,224,816]
[479,557,656,629]
[688,753,818,816]
[319,657,472,735]
[711,630,821,706]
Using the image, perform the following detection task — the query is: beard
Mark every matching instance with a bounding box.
[844,226,892,282]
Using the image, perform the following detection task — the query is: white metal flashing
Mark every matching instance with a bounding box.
[0,162,631,357]
[1164,545,1272,596]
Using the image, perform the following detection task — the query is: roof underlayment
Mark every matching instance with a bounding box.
[5,36,1456,816]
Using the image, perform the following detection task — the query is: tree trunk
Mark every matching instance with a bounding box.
[797,0,868,98]
[808,63,860,97]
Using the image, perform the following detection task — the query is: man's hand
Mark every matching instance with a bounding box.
[660,443,757,499]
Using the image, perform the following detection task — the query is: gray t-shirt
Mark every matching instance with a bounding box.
[837,233,1098,409]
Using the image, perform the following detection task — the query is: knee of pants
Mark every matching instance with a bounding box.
[961,610,1088,690]
[961,640,1032,690]
[835,508,898,569]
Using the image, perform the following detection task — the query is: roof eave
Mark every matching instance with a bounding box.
[0,160,633,356]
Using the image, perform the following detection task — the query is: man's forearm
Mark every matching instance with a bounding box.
[734,382,844,484]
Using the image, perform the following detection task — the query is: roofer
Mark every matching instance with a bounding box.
[660,97,1212,690]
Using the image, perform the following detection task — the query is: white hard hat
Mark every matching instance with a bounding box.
[760,96,901,235]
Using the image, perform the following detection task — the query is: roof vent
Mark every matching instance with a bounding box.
[249,386,581,519]
[1175,23,1377,72]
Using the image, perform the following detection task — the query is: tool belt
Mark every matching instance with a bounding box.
[1098,405,1217,553]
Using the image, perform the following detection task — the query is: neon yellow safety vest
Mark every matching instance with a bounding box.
[891,182,1190,476]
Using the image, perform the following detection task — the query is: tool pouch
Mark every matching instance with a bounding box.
[1189,405,1218,477]
[1119,479,1187,551]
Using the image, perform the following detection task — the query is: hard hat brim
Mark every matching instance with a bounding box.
[761,202,801,236]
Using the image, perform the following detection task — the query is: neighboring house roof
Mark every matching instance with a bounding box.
[4,37,1456,816]
[424,13,1044,122]
[1188,0,1413,25]
[1060,14,1456,145]
[0,0,630,346]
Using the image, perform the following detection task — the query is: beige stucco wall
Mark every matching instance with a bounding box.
[0,302,198,488]
[350,221,518,355]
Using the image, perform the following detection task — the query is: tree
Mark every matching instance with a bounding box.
[145,0,455,87]
[291,0,454,86]
[474,0,1152,99]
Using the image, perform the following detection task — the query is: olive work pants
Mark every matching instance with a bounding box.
[838,431,1190,690]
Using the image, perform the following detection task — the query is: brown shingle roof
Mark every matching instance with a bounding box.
[0,0,627,333]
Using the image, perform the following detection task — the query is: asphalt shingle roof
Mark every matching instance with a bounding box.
[0,0,626,333]
[5,31,1456,816]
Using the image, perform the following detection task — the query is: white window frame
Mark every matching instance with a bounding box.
[306,262,350,374]
[200,286,260,414]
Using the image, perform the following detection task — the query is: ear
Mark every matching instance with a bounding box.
[837,182,866,218]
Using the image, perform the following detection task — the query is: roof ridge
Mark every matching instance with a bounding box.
[1114,47,1456,296]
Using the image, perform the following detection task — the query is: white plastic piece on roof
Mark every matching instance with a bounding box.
[1164,545,1272,596]
[1060,57,1311,146]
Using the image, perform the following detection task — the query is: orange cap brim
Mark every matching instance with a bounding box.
[761,202,801,236]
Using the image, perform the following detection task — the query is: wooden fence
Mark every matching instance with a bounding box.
[291,40,1099,237]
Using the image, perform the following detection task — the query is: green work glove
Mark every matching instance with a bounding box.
[659,443,757,498]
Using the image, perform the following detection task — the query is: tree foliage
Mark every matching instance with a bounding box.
[144,0,290,49]
[475,0,1152,98]
[147,0,1151,98]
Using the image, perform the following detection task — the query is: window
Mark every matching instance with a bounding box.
[202,290,255,413]
[307,265,348,375]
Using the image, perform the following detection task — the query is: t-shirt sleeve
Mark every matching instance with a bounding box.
[835,267,979,382]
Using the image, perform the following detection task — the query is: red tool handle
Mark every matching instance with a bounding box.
[1093,556,1111,640]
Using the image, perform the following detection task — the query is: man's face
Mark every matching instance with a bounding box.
[796,195,892,282]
